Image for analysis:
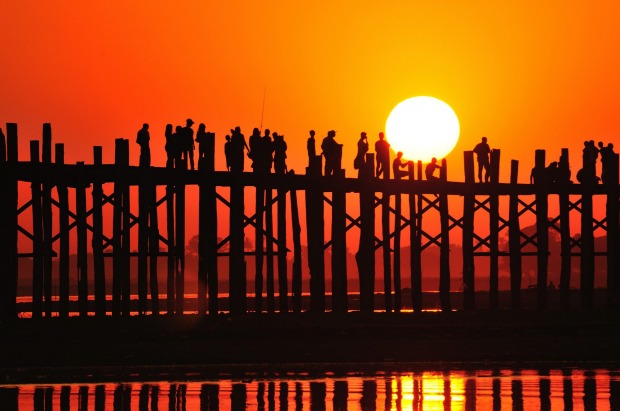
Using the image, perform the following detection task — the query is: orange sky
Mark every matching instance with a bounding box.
[2,1,620,177]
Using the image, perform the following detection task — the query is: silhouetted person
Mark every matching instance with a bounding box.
[558,151,572,184]
[321,130,339,176]
[173,125,184,169]
[375,132,390,179]
[392,151,411,180]
[224,135,232,171]
[600,142,615,184]
[473,136,491,182]
[248,127,262,172]
[530,162,544,184]
[273,132,288,174]
[183,118,195,170]
[260,129,274,173]
[136,123,150,167]
[230,126,249,172]
[425,157,441,181]
[307,130,316,165]
[195,123,214,160]
[354,132,369,176]
[164,124,175,168]
[581,140,599,184]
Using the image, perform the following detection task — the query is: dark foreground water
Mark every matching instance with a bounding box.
[3,368,620,410]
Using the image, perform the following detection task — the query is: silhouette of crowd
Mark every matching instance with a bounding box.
[132,122,618,186]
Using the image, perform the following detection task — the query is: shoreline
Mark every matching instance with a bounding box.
[2,311,620,383]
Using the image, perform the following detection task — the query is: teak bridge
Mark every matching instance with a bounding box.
[0,123,618,318]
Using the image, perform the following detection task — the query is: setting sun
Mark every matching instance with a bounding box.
[385,96,460,163]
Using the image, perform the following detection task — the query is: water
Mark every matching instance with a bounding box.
[3,368,620,410]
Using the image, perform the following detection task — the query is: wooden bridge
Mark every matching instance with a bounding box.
[0,123,618,318]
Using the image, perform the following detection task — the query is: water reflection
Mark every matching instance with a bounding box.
[5,368,619,410]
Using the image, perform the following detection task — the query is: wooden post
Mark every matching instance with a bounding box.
[175,171,186,314]
[393,179,402,312]
[509,160,522,309]
[409,161,422,311]
[439,159,451,311]
[607,153,620,308]
[229,174,245,314]
[489,149,500,309]
[0,124,18,318]
[462,151,475,310]
[198,168,209,315]
[112,138,126,316]
[92,146,106,316]
[138,170,149,315]
[120,140,131,315]
[381,181,392,313]
[580,185,595,310]
[559,148,571,309]
[148,180,160,315]
[254,185,264,313]
[30,140,43,318]
[357,153,375,313]
[166,177,175,314]
[265,187,275,313]
[331,169,347,313]
[534,149,549,309]
[76,161,89,317]
[277,184,288,313]
[290,179,302,313]
[56,144,70,317]
[42,124,53,316]
[306,155,325,312]
[206,175,218,316]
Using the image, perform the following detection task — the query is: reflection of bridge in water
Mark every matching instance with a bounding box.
[0,123,618,318]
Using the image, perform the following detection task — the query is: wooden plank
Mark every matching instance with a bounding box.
[112,139,124,316]
[120,140,131,315]
[148,180,160,315]
[197,171,209,315]
[439,159,451,312]
[229,177,245,314]
[166,183,175,314]
[30,140,43,318]
[175,174,186,314]
[92,146,106,316]
[534,150,549,309]
[462,151,475,310]
[254,185,264,313]
[409,161,422,311]
[393,189,402,312]
[41,124,53,316]
[265,187,275,313]
[206,178,218,315]
[489,149,500,309]
[331,169,347,313]
[580,185,595,309]
[356,153,375,313]
[76,161,88,317]
[0,124,18,318]
[56,144,70,317]
[508,160,522,309]
[381,190,392,313]
[137,169,149,314]
[290,179,302,313]
[559,148,571,309]
[306,156,325,312]
[277,185,288,313]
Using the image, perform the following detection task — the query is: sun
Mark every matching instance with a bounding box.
[385,96,460,163]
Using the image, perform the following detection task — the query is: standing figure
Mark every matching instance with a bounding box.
[273,132,288,175]
[230,126,249,172]
[183,118,195,170]
[354,132,369,176]
[307,130,316,166]
[473,136,491,183]
[248,127,263,172]
[260,129,274,173]
[173,125,184,169]
[375,132,390,179]
[164,124,175,168]
[600,142,616,184]
[392,151,410,180]
[425,157,442,181]
[321,130,339,176]
[581,140,600,184]
[224,135,232,171]
[136,123,150,167]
